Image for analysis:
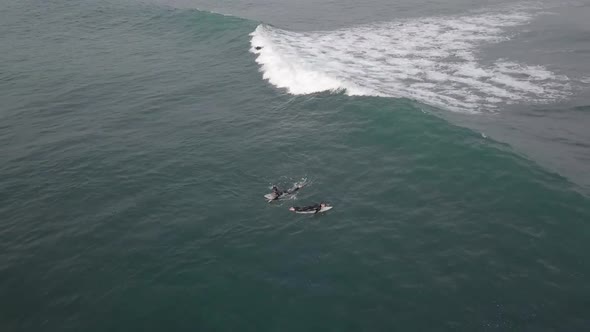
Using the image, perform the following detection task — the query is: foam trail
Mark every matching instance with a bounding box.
[250,6,571,113]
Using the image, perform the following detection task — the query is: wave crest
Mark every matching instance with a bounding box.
[250,8,571,113]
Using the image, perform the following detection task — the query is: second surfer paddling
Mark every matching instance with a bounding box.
[289,203,331,214]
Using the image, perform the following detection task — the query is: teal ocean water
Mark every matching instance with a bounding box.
[1,0,590,331]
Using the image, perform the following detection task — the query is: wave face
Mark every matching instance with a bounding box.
[250,6,571,113]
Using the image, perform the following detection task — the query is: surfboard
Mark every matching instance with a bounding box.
[289,206,333,214]
[264,193,278,202]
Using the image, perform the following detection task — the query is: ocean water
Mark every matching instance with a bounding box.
[1,0,590,331]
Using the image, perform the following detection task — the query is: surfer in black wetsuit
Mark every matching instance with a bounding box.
[290,203,328,214]
[271,184,302,200]
[271,186,282,196]
[270,186,284,200]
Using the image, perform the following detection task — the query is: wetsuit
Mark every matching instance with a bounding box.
[270,187,282,200]
[272,185,300,200]
[292,204,322,213]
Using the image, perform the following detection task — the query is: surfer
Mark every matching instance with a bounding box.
[255,46,263,50]
[289,203,328,214]
[270,184,301,200]
[271,185,283,198]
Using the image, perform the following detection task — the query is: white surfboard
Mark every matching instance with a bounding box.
[289,206,333,214]
[264,193,279,202]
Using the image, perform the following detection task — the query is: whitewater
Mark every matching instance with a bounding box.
[249,6,572,113]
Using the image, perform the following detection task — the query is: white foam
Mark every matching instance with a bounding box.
[249,6,571,113]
